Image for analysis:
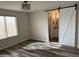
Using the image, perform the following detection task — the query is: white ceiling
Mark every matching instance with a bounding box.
[0,1,78,12]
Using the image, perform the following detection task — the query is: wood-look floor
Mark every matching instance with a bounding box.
[0,39,79,57]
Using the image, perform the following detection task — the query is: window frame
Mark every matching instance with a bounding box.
[0,15,18,40]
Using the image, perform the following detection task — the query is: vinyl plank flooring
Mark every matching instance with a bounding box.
[0,39,79,57]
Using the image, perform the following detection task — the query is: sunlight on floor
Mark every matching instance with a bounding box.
[23,42,62,50]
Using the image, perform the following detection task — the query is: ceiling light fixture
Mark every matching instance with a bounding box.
[22,1,31,10]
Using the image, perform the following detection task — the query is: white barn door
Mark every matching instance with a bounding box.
[59,7,76,47]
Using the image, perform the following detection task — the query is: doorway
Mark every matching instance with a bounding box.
[48,7,76,47]
[48,10,59,42]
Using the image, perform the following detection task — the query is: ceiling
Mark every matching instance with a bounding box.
[0,1,78,12]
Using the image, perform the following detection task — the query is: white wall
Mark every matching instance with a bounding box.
[0,9,29,50]
[29,11,49,42]
[77,4,79,48]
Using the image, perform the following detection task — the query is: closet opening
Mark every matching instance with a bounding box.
[48,10,59,42]
[47,4,78,47]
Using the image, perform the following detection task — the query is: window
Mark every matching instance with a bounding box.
[0,16,6,39]
[0,16,18,39]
